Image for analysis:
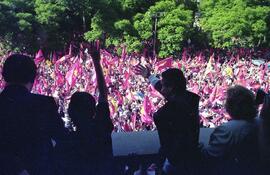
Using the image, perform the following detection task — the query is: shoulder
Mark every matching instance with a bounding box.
[31,93,56,104]
[30,93,58,111]
[223,120,256,131]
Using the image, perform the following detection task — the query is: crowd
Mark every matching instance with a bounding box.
[0,44,270,175]
[0,47,269,131]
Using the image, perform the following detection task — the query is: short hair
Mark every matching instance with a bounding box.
[2,54,37,84]
[161,68,186,93]
[68,92,96,127]
[225,85,257,120]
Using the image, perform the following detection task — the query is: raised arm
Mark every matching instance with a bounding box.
[88,41,108,103]
[134,64,162,93]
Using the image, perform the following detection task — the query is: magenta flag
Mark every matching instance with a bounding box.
[209,85,217,102]
[131,114,136,128]
[198,51,205,63]
[212,116,223,125]
[116,91,123,105]
[55,55,67,65]
[122,70,130,89]
[191,84,200,95]
[56,73,65,86]
[52,52,58,64]
[65,57,81,86]
[141,96,153,124]
[34,49,45,65]
[200,114,209,126]
[182,48,188,62]
[155,57,173,72]
[121,46,127,60]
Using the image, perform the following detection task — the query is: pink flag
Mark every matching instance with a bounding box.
[191,83,200,95]
[121,46,127,60]
[131,114,137,128]
[122,70,130,89]
[55,55,67,65]
[52,52,58,64]
[155,57,173,72]
[200,114,209,126]
[116,91,123,105]
[34,49,45,65]
[56,73,65,86]
[182,48,188,62]
[65,57,81,86]
[212,116,223,125]
[209,85,217,102]
[141,96,153,124]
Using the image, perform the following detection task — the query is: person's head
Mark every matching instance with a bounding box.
[68,92,96,128]
[161,68,186,99]
[2,54,37,89]
[225,85,257,120]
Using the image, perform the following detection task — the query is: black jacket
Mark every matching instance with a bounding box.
[0,85,65,174]
[154,90,200,166]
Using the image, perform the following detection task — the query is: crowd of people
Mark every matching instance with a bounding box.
[0,43,270,175]
[1,46,269,131]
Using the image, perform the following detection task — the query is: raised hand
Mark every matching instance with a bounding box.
[87,41,101,62]
[133,64,151,78]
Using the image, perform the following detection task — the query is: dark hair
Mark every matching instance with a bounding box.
[225,85,257,120]
[2,54,37,84]
[68,92,96,127]
[161,68,186,93]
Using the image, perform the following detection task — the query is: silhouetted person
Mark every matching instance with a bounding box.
[66,42,114,175]
[135,66,200,175]
[256,89,270,174]
[202,85,259,175]
[0,54,66,175]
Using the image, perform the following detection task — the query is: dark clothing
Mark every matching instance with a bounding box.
[153,90,200,169]
[0,85,65,175]
[202,119,260,175]
[64,102,114,175]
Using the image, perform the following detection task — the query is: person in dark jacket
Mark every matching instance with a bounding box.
[134,66,200,175]
[0,54,66,175]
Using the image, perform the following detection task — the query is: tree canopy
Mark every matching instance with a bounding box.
[0,0,269,57]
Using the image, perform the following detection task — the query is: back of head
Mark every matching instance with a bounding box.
[161,68,186,93]
[225,85,257,120]
[68,92,96,127]
[2,54,37,84]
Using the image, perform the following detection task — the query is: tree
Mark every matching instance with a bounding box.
[200,0,270,48]
[134,0,193,58]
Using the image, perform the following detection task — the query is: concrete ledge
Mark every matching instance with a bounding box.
[112,128,214,157]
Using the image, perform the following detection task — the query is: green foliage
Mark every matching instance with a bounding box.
[35,0,65,27]
[200,0,270,48]
[84,12,103,41]
[0,0,269,55]
[134,1,193,57]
